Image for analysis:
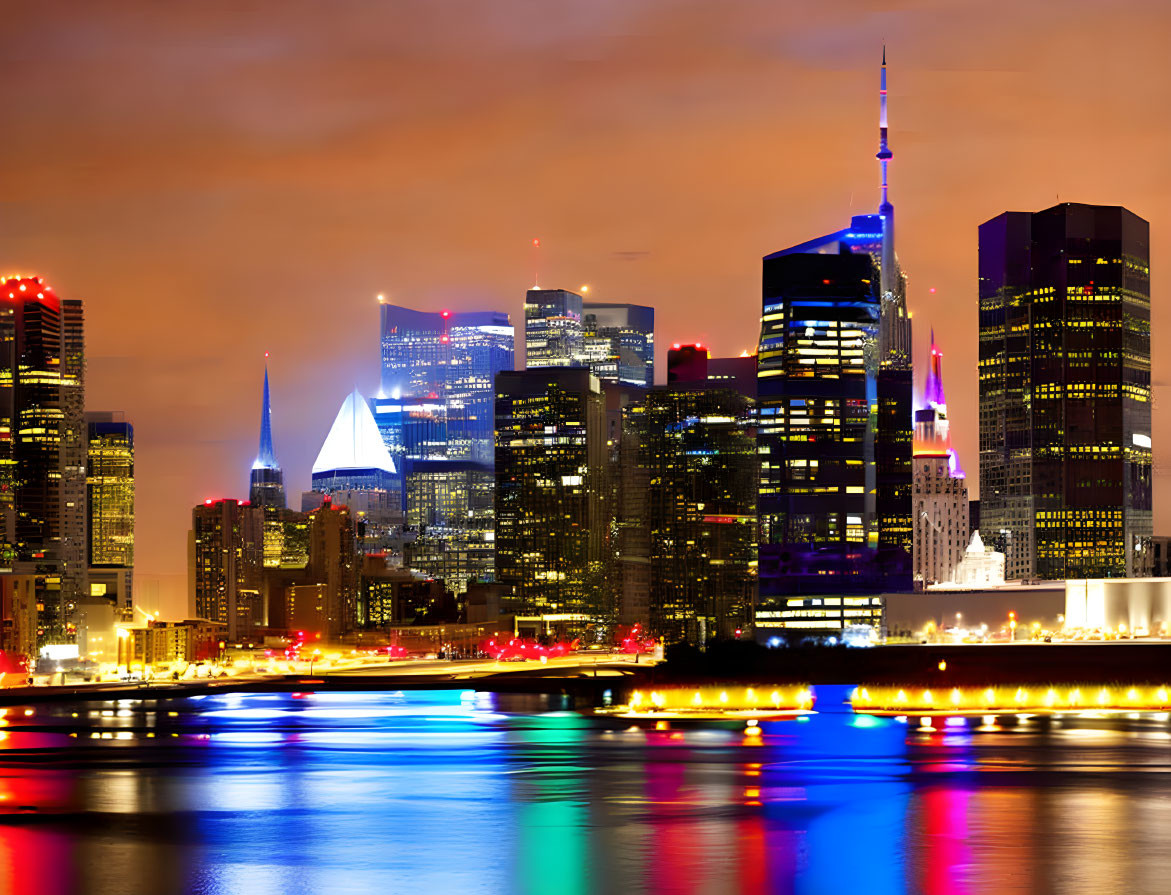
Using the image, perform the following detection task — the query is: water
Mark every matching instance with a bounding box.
[2,689,1171,894]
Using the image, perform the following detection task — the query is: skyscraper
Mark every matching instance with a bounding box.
[620,372,757,643]
[378,303,514,464]
[756,252,881,590]
[582,303,655,387]
[912,335,969,587]
[376,304,511,589]
[189,498,263,642]
[0,276,86,642]
[85,411,134,610]
[524,289,584,369]
[494,368,606,629]
[249,363,285,509]
[978,202,1151,578]
[754,53,912,628]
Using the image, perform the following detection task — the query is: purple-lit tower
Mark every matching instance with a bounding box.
[912,332,968,588]
[249,362,286,509]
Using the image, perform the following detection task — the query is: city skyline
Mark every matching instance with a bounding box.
[3,2,1171,616]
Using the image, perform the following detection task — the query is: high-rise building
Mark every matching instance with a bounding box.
[756,251,881,582]
[249,364,285,509]
[305,501,359,638]
[379,304,445,399]
[403,460,494,594]
[189,498,263,642]
[85,412,134,611]
[378,303,514,463]
[754,53,911,631]
[912,335,968,587]
[524,289,584,369]
[376,305,511,585]
[0,276,87,642]
[495,368,606,629]
[620,375,757,643]
[979,202,1151,579]
[582,303,654,387]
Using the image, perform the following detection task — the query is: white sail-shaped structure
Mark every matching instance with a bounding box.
[311,389,396,491]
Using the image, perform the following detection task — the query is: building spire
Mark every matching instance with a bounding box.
[254,359,277,470]
[876,45,897,319]
[925,329,946,408]
[877,46,892,212]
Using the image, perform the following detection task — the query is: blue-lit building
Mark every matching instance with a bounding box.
[379,304,513,466]
[755,52,912,632]
[249,364,286,509]
[375,304,511,593]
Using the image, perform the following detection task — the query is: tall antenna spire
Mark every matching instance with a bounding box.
[877,45,892,214]
[876,45,896,305]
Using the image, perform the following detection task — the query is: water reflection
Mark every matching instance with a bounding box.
[1,693,1171,892]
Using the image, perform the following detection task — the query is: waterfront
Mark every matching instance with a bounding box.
[4,690,1171,894]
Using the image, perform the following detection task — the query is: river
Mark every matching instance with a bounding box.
[0,688,1167,894]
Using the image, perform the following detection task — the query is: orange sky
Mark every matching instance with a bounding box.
[2,1,1170,616]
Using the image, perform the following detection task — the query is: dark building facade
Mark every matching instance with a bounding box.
[621,385,757,643]
[756,251,885,604]
[978,202,1151,579]
[753,55,912,632]
[494,368,606,626]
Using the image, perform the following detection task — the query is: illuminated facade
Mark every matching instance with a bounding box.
[912,335,969,587]
[979,203,1151,579]
[582,303,654,387]
[621,381,757,643]
[524,289,584,369]
[0,276,87,642]
[189,498,263,642]
[85,412,134,609]
[403,460,494,594]
[86,413,133,568]
[495,368,606,622]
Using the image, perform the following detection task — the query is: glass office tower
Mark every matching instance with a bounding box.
[621,384,757,643]
[756,252,881,586]
[979,202,1151,579]
[524,289,584,369]
[494,368,606,628]
[582,303,655,387]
